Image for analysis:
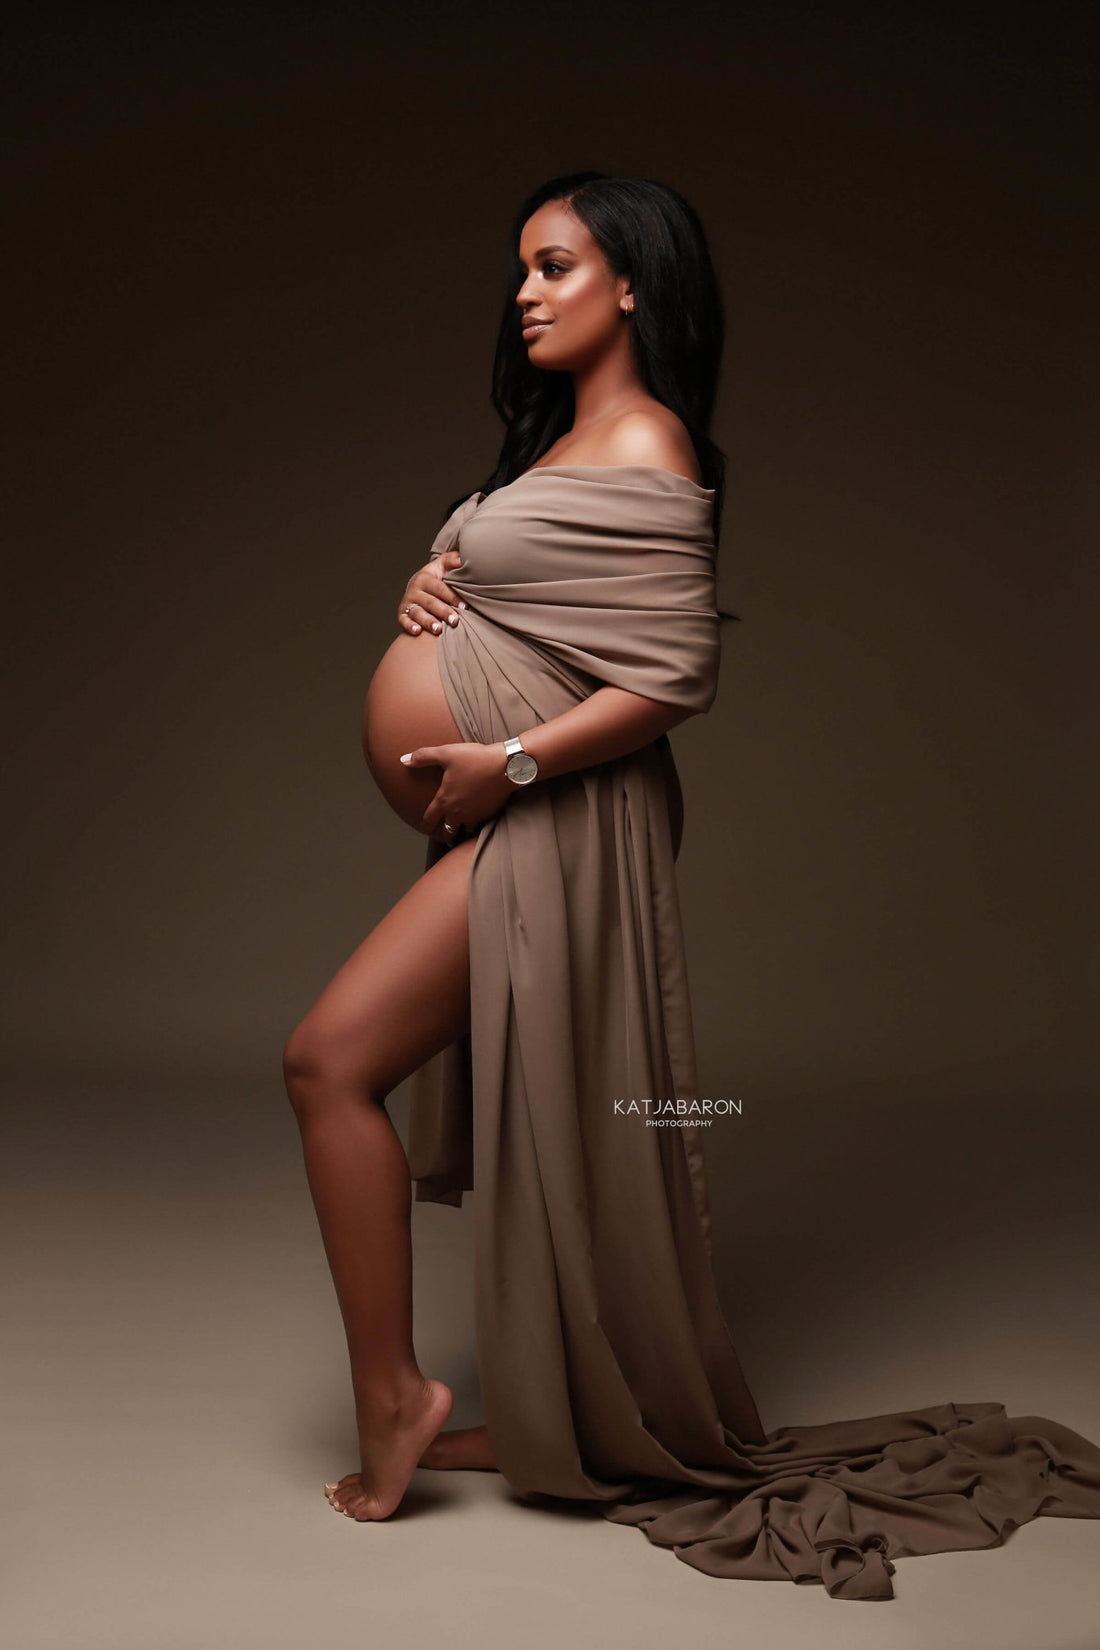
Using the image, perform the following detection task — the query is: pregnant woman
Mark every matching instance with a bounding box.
[282,172,1100,1600]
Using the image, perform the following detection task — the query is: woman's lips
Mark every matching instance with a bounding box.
[522,321,553,340]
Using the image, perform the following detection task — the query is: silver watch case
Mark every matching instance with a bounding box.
[503,735,538,786]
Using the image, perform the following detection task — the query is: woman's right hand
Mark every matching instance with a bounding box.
[399,549,466,636]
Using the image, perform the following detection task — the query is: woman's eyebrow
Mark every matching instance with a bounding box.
[518,244,575,267]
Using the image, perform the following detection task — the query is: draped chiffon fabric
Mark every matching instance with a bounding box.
[403,463,1100,1599]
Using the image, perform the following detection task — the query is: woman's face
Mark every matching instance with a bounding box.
[515,201,631,370]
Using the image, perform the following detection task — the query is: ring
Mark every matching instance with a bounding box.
[443,822,458,835]
[403,604,413,615]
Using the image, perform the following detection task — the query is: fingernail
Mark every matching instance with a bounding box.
[458,601,467,610]
[431,622,441,633]
[324,1482,337,1491]
[448,613,458,625]
[399,753,411,764]
[410,623,421,633]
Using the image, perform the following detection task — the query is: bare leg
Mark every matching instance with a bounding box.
[282,833,492,1519]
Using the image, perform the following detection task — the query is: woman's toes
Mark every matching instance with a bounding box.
[325,1471,360,1512]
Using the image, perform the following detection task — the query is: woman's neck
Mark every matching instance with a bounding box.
[569,346,650,433]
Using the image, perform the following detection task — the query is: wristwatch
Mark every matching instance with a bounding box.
[502,734,539,786]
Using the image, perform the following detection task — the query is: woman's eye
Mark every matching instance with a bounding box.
[519,262,568,281]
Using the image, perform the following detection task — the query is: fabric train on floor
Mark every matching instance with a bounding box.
[405,465,1100,1599]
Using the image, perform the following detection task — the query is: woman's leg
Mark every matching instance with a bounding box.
[282,833,480,1520]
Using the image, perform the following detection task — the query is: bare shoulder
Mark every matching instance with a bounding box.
[599,408,703,484]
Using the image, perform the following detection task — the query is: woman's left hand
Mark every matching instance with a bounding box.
[400,742,516,838]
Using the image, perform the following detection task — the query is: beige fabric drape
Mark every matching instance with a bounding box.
[404,464,1100,1599]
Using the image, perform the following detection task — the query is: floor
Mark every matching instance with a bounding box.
[4,1066,1098,1650]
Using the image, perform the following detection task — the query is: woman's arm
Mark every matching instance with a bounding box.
[402,687,696,838]
[508,686,693,782]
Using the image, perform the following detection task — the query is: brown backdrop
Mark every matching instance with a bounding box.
[3,5,1097,1646]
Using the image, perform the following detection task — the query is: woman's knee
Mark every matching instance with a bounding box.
[281,1016,379,1120]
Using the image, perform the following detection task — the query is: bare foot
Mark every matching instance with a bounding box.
[418,1422,497,1472]
[324,1375,453,1520]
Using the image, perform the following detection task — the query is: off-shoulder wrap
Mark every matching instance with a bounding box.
[404,464,1100,1600]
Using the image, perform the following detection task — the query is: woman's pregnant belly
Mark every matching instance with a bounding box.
[361,631,465,836]
[362,625,685,855]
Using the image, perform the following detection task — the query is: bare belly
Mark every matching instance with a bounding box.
[361,631,465,836]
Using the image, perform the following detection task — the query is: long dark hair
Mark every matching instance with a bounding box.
[443,170,739,624]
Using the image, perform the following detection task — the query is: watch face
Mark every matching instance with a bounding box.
[505,752,538,784]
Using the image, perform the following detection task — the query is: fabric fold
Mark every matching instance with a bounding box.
[402,462,1100,1597]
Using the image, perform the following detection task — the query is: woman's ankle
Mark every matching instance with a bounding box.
[354,1368,433,1430]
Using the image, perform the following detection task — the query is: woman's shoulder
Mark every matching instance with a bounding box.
[582,407,702,485]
